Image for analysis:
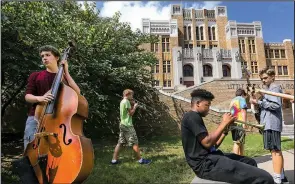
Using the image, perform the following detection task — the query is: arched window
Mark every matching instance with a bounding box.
[203,65,212,77]
[183,65,193,77]
[222,65,231,77]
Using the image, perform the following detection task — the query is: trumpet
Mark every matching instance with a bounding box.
[209,112,265,131]
[233,119,265,131]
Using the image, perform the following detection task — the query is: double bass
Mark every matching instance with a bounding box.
[23,42,94,183]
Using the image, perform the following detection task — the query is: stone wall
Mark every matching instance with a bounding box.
[156,78,294,132]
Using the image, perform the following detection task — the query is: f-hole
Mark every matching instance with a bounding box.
[59,124,72,145]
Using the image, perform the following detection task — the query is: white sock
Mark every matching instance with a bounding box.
[138,158,143,163]
[111,159,117,163]
[281,168,285,179]
[273,173,281,183]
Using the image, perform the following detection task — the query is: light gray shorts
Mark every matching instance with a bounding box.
[23,116,38,151]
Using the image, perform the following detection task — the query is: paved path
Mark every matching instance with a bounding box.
[191,149,294,184]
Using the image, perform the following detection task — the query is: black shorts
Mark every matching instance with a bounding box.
[231,129,245,144]
[263,130,281,151]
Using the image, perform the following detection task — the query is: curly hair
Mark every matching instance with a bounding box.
[190,88,215,103]
[39,45,61,63]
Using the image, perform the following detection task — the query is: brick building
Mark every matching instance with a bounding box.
[141,5,294,91]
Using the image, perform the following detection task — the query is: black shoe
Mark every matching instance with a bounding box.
[281,176,289,184]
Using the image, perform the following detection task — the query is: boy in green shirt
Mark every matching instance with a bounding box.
[111,89,151,165]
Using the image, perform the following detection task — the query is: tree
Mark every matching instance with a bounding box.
[1,1,177,138]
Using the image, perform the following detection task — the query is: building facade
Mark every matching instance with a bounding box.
[141,5,294,90]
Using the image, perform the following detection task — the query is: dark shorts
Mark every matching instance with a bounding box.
[263,130,281,151]
[231,128,246,144]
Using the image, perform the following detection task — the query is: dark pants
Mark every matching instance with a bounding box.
[198,151,274,184]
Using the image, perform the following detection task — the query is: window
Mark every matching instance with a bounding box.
[201,45,205,49]
[278,66,288,75]
[278,66,282,75]
[212,27,216,40]
[200,26,204,40]
[163,80,171,87]
[283,66,288,75]
[151,43,158,52]
[184,26,187,40]
[183,65,193,77]
[196,27,200,40]
[213,45,217,47]
[203,65,212,77]
[167,61,171,73]
[162,37,170,52]
[222,65,231,77]
[248,39,255,53]
[269,49,274,58]
[197,44,200,47]
[280,50,286,58]
[188,26,191,40]
[208,27,212,40]
[163,61,171,73]
[274,50,280,58]
[241,61,247,68]
[163,80,167,87]
[265,49,269,58]
[239,39,245,53]
[168,80,171,87]
[155,60,159,73]
[185,44,193,49]
[154,80,160,86]
[251,61,258,74]
[209,45,213,49]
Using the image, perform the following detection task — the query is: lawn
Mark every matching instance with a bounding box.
[2,133,294,184]
[83,133,294,184]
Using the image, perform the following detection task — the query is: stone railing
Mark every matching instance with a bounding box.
[195,10,203,18]
[205,10,215,18]
[202,49,213,59]
[183,9,191,19]
[220,49,232,58]
[182,48,194,58]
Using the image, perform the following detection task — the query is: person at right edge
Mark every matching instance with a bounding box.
[181,88,274,184]
[250,67,288,184]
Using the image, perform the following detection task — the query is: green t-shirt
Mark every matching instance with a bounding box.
[120,98,133,126]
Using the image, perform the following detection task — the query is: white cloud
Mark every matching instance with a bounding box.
[99,1,222,32]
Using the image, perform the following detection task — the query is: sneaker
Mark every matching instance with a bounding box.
[139,158,152,165]
[110,160,120,165]
[281,176,289,184]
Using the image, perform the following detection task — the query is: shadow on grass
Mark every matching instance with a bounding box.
[281,138,293,143]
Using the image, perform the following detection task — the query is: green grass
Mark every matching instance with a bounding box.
[2,133,294,184]
[84,133,294,184]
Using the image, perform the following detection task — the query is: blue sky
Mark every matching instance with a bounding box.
[95,1,294,43]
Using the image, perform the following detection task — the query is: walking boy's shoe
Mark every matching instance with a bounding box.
[138,158,152,165]
[110,160,120,165]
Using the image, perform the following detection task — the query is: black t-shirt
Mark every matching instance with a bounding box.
[181,111,210,174]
